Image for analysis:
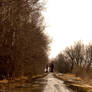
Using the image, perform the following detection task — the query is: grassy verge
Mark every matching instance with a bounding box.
[55,73,92,92]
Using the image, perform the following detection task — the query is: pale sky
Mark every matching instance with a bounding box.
[43,0,92,59]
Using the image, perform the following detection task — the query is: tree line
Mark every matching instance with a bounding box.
[53,41,92,78]
[0,0,49,79]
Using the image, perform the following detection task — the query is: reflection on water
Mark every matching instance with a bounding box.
[43,73,73,92]
[2,77,46,92]
[1,83,45,92]
[1,74,76,92]
[13,87,43,92]
[14,88,32,92]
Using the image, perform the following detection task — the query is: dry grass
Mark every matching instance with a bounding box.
[56,73,81,82]
[55,73,92,92]
[32,74,47,79]
[0,79,8,84]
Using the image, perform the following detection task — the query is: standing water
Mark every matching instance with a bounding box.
[3,73,74,92]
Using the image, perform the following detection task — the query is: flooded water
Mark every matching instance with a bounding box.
[43,73,73,92]
[1,73,74,92]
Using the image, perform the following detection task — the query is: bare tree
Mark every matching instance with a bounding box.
[84,44,92,69]
[52,41,92,79]
[52,53,71,73]
[0,0,49,78]
[64,41,84,71]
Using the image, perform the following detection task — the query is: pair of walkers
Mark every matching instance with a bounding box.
[45,63,54,73]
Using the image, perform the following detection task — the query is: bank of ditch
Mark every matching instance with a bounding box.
[55,73,92,92]
[0,73,47,91]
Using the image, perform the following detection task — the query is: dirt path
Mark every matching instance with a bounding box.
[43,73,73,92]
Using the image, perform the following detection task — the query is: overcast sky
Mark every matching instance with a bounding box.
[44,0,92,59]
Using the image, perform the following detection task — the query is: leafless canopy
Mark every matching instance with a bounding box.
[0,0,49,77]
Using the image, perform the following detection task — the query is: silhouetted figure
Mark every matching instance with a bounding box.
[45,64,48,73]
[50,63,54,72]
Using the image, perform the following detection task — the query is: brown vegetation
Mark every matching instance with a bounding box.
[53,41,92,80]
[56,73,92,92]
[0,0,49,79]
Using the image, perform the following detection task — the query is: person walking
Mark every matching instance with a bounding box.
[50,63,54,72]
[45,64,48,73]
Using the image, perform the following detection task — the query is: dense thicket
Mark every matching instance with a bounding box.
[0,0,49,78]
